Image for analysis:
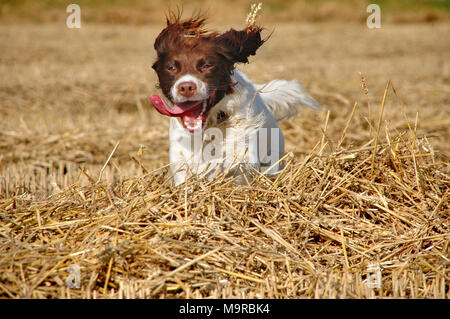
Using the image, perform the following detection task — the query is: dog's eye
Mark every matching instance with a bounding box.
[201,63,213,70]
[167,65,177,72]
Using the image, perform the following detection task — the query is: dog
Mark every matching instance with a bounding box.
[150,13,319,186]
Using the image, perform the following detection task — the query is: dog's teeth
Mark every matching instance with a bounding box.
[183,117,203,131]
[201,100,206,115]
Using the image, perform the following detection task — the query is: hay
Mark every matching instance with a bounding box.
[0,88,448,298]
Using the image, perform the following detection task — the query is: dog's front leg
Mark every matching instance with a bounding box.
[169,118,205,187]
[169,119,194,186]
[222,127,261,184]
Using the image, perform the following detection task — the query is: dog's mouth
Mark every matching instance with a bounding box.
[149,91,216,132]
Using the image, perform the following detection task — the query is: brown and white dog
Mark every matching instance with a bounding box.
[150,13,319,186]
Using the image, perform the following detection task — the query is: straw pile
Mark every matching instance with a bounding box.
[0,21,448,298]
[1,87,448,298]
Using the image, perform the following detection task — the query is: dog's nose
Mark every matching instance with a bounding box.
[178,81,197,98]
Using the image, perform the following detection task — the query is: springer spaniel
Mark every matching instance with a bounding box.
[150,13,319,186]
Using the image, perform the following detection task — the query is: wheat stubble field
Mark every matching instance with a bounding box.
[0,2,449,299]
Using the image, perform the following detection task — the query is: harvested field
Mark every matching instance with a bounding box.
[0,1,449,299]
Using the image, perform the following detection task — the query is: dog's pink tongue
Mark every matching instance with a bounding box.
[149,94,187,116]
[149,94,206,132]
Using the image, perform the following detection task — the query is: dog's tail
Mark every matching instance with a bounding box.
[255,79,320,121]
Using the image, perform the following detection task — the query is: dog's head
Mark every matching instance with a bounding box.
[150,12,265,132]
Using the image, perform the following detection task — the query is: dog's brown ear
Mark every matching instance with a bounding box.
[152,30,170,71]
[216,26,265,64]
[153,28,170,56]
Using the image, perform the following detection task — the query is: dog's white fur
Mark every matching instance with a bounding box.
[170,74,208,103]
[169,70,319,186]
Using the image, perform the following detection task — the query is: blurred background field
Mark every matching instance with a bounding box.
[0,0,448,299]
[1,0,449,24]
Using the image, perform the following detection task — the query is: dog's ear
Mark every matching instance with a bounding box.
[152,31,169,71]
[215,26,265,64]
[154,27,172,56]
